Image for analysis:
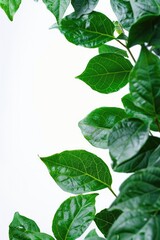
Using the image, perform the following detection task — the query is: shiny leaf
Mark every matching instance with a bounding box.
[71,0,99,17]
[52,194,98,240]
[108,118,149,164]
[148,145,160,167]
[99,44,128,57]
[79,107,127,149]
[84,229,105,240]
[60,11,115,48]
[0,0,21,20]
[40,150,112,194]
[77,53,132,93]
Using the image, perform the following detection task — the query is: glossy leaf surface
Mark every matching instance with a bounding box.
[41,150,112,194]
[84,229,105,240]
[99,44,128,57]
[77,53,132,93]
[95,209,121,238]
[60,11,115,48]
[0,0,21,20]
[71,0,99,17]
[148,145,160,167]
[52,194,98,240]
[79,107,127,149]
[42,0,70,22]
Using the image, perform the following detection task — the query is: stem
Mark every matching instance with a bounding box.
[108,187,117,198]
[116,39,136,63]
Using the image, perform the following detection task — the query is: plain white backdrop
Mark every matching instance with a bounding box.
[0,1,138,239]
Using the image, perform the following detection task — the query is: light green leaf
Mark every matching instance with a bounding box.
[0,0,21,20]
[42,0,70,22]
[52,194,98,240]
[108,118,149,164]
[59,11,115,48]
[108,210,160,240]
[99,44,128,57]
[79,107,127,149]
[94,209,122,238]
[77,53,132,93]
[40,150,112,194]
[84,229,105,240]
[71,0,99,17]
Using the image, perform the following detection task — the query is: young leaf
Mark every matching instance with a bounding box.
[111,167,160,212]
[108,118,149,164]
[52,194,98,240]
[77,53,132,93]
[40,150,112,194]
[108,210,160,240]
[0,0,21,21]
[84,229,105,240]
[99,44,128,57]
[110,0,134,30]
[94,209,122,238]
[79,107,127,149]
[9,212,54,240]
[59,11,115,48]
[71,0,99,18]
[42,0,70,23]
[130,47,160,117]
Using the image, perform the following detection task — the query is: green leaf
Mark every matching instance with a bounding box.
[111,167,160,212]
[0,0,21,21]
[94,209,122,238]
[9,212,54,240]
[108,118,149,164]
[99,44,128,58]
[84,229,105,240]
[40,150,112,194]
[110,0,134,30]
[108,210,160,240]
[59,11,115,48]
[79,107,127,149]
[148,145,160,167]
[52,194,98,240]
[130,47,160,117]
[112,136,160,173]
[71,0,99,18]
[42,0,70,23]
[77,53,132,93]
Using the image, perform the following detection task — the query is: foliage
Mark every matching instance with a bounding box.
[2,0,160,239]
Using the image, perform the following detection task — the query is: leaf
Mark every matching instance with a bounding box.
[99,44,128,58]
[94,209,122,238]
[42,0,70,23]
[112,136,160,173]
[52,194,98,240]
[148,145,160,167]
[40,150,112,194]
[129,47,160,117]
[71,0,99,18]
[9,212,54,240]
[108,118,149,164]
[59,11,115,48]
[108,210,160,240]
[110,0,134,30]
[84,229,105,240]
[79,107,127,149]
[111,167,160,212]
[0,0,21,21]
[77,53,132,93]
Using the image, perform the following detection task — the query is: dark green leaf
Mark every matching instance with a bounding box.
[42,0,70,23]
[59,11,115,48]
[111,167,160,212]
[71,0,99,17]
[130,47,160,117]
[84,229,105,240]
[79,107,127,149]
[148,145,160,167]
[77,53,132,93]
[108,210,160,240]
[99,44,128,57]
[94,209,122,238]
[52,194,98,240]
[112,136,160,173]
[116,33,128,41]
[40,150,112,194]
[0,0,21,21]
[110,0,134,30]
[108,118,149,164]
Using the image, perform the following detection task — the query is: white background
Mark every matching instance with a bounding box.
[0,1,137,239]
